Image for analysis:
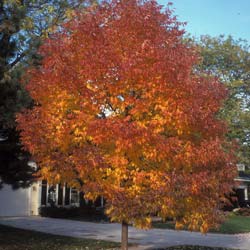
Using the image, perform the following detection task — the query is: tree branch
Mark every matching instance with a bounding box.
[9,52,26,68]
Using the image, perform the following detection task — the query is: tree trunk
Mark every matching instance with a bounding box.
[121,221,128,250]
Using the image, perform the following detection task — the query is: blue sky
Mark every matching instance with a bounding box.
[157,0,250,42]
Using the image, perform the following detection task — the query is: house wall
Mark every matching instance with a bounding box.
[0,184,31,217]
[0,181,86,217]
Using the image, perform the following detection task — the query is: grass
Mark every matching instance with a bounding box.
[153,220,175,230]
[0,224,239,250]
[212,214,250,234]
[156,246,239,250]
[153,214,250,234]
[0,224,120,250]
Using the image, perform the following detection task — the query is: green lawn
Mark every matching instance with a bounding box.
[0,224,120,250]
[0,224,240,250]
[213,214,250,234]
[153,214,250,234]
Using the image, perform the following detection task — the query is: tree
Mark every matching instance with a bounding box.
[0,0,31,129]
[1,0,96,129]
[197,35,250,169]
[0,0,34,187]
[0,0,95,188]
[17,1,236,249]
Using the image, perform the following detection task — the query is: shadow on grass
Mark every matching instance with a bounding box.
[0,224,120,250]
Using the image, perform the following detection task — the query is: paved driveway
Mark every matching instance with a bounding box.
[0,216,250,250]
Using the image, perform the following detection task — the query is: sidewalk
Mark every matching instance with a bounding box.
[0,216,250,249]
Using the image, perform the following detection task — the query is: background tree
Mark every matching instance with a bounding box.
[0,0,34,188]
[1,0,96,129]
[0,0,95,188]
[196,35,250,169]
[17,1,236,249]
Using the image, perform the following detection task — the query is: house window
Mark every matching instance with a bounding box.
[48,185,57,206]
[244,188,249,201]
[94,196,104,208]
[237,164,245,172]
[65,184,70,205]
[40,181,79,207]
[70,188,79,205]
[41,180,47,206]
[58,183,63,206]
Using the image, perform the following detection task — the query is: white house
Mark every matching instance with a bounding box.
[0,181,80,217]
[1,162,249,217]
[0,182,40,217]
[234,164,250,207]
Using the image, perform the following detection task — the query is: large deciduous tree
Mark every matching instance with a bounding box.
[17,1,236,248]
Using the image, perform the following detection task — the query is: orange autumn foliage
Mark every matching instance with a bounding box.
[17,0,236,232]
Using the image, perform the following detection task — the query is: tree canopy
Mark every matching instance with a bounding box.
[197,35,250,168]
[17,0,236,243]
